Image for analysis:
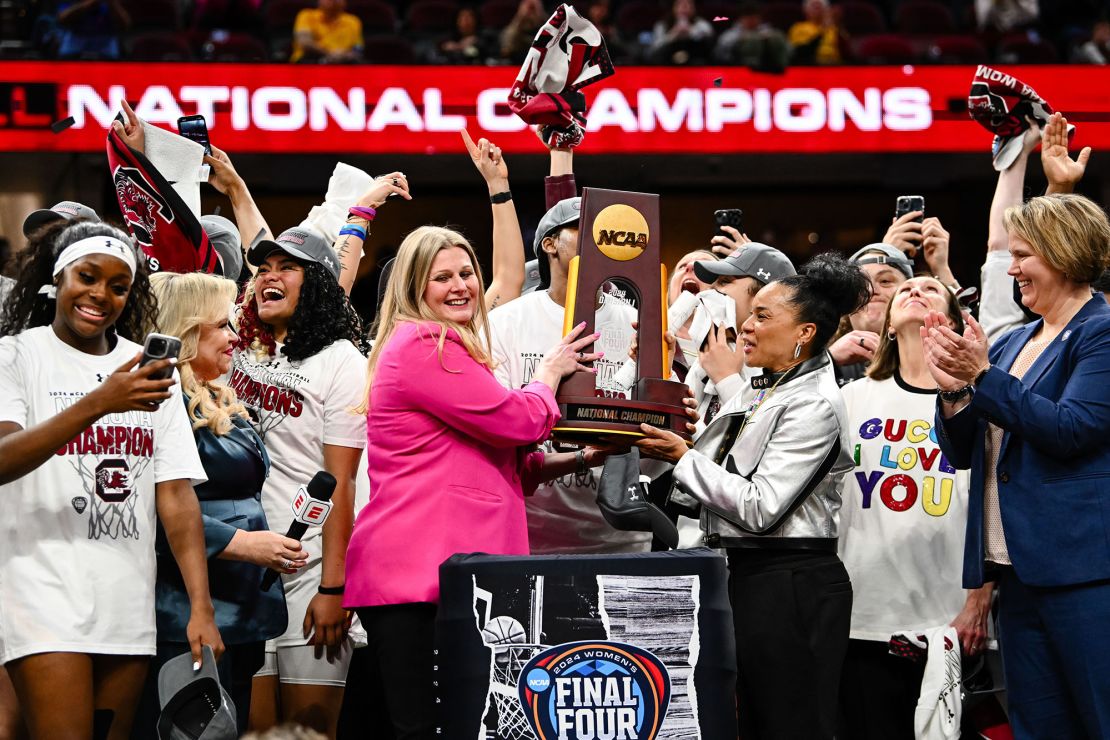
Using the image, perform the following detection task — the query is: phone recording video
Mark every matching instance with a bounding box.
[140,333,182,382]
[177,115,212,155]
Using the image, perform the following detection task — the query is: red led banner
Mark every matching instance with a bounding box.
[0,61,1107,154]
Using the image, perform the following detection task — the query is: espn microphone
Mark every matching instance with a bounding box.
[260,471,337,591]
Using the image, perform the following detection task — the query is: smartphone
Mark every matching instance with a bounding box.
[177,115,212,155]
[714,208,743,238]
[140,333,181,381]
[895,195,925,223]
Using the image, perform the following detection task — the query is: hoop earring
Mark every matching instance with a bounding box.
[887,332,897,341]
[793,342,802,360]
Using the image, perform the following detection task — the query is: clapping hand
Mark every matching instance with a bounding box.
[920,310,989,390]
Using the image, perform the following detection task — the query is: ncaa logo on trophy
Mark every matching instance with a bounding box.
[552,188,693,446]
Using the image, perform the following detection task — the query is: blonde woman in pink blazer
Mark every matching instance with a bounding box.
[344,226,604,737]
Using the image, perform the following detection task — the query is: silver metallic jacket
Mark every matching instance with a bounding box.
[672,353,853,547]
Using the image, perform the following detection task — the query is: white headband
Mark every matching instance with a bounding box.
[52,236,137,279]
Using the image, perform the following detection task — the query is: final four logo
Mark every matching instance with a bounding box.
[516,641,671,740]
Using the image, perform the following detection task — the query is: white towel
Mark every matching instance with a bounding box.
[298,162,374,245]
[892,626,962,740]
[139,120,207,217]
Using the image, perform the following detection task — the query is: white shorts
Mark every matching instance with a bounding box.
[255,641,356,686]
[256,532,365,686]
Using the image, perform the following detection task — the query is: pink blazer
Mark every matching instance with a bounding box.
[345,321,559,607]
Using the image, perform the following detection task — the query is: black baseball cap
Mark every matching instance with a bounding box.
[248,226,340,281]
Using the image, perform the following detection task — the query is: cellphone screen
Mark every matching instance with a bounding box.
[178,116,212,155]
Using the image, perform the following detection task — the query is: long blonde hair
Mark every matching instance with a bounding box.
[358,226,494,413]
[149,272,249,435]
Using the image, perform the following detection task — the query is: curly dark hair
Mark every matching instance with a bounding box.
[0,220,157,342]
[237,261,368,361]
[779,252,872,352]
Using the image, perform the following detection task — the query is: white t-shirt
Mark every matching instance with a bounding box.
[230,340,367,647]
[0,326,205,663]
[230,340,367,538]
[838,374,970,642]
[488,290,650,554]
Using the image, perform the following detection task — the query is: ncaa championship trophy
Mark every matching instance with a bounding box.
[552,187,692,445]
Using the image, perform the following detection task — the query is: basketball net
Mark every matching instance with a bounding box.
[89,494,140,540]
[490,643,545,740]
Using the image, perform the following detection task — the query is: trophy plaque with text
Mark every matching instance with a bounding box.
[552,187,692,446]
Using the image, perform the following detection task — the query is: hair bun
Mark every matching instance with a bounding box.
[799,252,871,317]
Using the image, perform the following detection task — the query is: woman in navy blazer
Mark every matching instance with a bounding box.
[132,272,309,738]
[922,193,1110,738]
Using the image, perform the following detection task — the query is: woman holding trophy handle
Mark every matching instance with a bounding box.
[637,252,870,740]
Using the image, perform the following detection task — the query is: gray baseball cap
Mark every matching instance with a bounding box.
[156,645,237,740]
[248,226,340,281]
[848,243,914,279]
[694,242,795,285]
[22,200,100,237]
[533,197,581,289]
[200,215,243,281]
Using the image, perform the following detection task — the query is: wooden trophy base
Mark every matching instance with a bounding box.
[551,373,692,448]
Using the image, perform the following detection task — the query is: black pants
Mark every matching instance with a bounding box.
[130,639,264,739]
[727,549,852,740]
[838,638,924,740]
[355,603,438,740]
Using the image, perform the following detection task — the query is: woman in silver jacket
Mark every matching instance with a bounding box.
[638,253,871,740]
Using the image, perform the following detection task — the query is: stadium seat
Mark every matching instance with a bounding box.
[615,0,662,34]
[128,31,194,61]
[406,0,459,35]
[347,0,399,34]
[837,1,886,36]
[928,34,987,63]
[760,1,804,33]
[122,0,178,31]
[479,0,518,28]
[264,0,314,34]
[201,32,269,61]
[853,33,918,64]
[896,0,956,35]
[997,33,1059,63]
[362,34,417,63]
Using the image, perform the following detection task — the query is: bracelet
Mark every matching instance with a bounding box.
[339,225,367,240]
[575,449,588,476]
[938,385,973,403]
[318,584,345,595]
[349,205,377,221]
[490,190,513,205]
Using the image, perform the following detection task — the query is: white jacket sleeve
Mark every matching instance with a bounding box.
[979,251,1025,345]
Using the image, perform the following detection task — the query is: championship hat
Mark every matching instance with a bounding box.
[199,215,243,281]
[248,226,340,281]
[533,197,581,289]
[22,201,100,237]
[693,242,796,285]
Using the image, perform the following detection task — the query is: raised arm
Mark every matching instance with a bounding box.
[536,125,577,207]
[335,173,411,295]
[979,124,1041,342]
[205,145,272,273]
[463,130,524,310]
[1042,112,1090,196]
